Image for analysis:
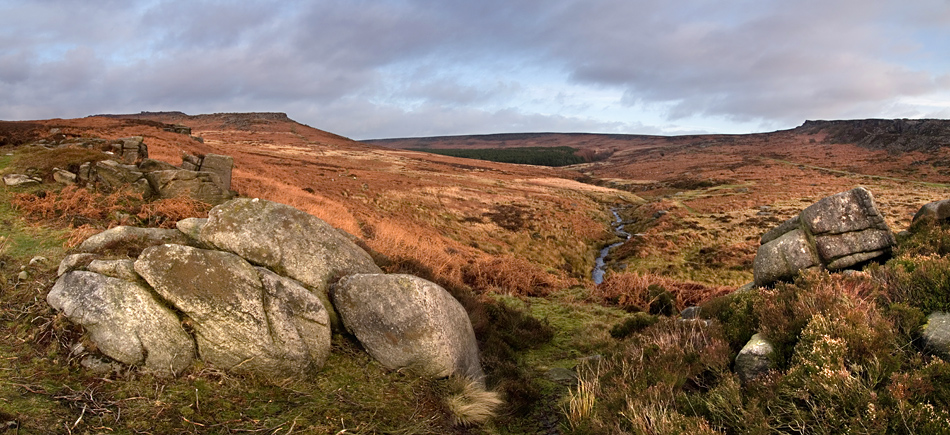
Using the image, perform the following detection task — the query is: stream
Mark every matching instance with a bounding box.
[592,208,632,285]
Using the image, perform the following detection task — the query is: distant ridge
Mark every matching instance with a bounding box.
[794,118,950,152]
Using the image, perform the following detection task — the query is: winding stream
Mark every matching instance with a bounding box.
[592,208,632,284]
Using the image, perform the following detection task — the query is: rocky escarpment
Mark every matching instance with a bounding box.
[47,198,484,383]
[796,119,950,152]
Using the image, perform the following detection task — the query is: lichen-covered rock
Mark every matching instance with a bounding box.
[753,187,895,286]
[47,271,195,376]
[199,198,382,327]
[922,312,950,359]
[77,226,194,256]
[332,273,484,384]
[134,244,331,377]
[753,229,819,286]
[735,333,774,383]
[913,199,950,224]
[175,218,209,246]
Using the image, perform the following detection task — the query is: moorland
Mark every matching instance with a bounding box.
[2,113,950,433]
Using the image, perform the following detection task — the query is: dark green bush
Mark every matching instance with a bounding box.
[700,290,762,354]
[647,283,675,316]
[609,312,659,339]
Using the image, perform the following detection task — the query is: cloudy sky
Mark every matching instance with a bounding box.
[1,0,949,139]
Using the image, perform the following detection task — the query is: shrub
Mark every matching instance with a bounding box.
[11,185,143,226]
[700,290,762,354]
[461,256,559,297]
[610,312,659,339]
[872,255,950,314]
[594,272,730,313]
[137,196,212,228]
[9,146,109,179]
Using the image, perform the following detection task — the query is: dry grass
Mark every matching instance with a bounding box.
[593,271,732,312]
[137,196,213,228]
[444,377,504,427]
[11,185,142,225]
[462,256,563,297]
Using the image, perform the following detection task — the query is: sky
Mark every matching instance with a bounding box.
[1,0,949,140]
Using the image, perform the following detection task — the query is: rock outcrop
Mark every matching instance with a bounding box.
[753,187,895,286]
[198,198,382,327]
[26,135,234,205]
[135,244,330,377]
[333,273,485,384]
[48,198,485,383]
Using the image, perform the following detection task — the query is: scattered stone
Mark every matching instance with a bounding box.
[922,312,950,359]
[680,306,702,319]
[80,355,124,376]
[333,273,484,384]
[736,282,756,292]
[546,367,577,385]
[29,256,49,267]
[199,198,382,327]
[48,271,195,376]
[134,244,331,377]
[17,271,29,281]
[653,210,669,219]
[735,333,774,382]
[2,173,41,187]
[53,168,77,185]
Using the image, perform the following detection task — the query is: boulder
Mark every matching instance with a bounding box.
[2,173,41,187]
[199,198,382,327]
[922,312,950,359]
[77,226,194,256]
[47,271,195,376]
[735,333,774,383]
[913,199,950,224]
[134,244,331,377]
[753,229,819,286]
[145,169,232,204]
[332,273,484,384]
[111,136,147,164]
[753,187,895,286]
[53,169,77,185]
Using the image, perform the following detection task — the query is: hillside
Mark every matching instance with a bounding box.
[3,114,950,433]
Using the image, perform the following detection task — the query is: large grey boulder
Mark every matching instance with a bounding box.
[134,244,331,377]
[735,333,774,383]
[77,226,194,256]
[144,170,232,204]
[913,199,950,225]
[47,271,195,376]
[199,198,382,327]
[753,187,895,286]
[922,312,950,359]
[332,273,484,384]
